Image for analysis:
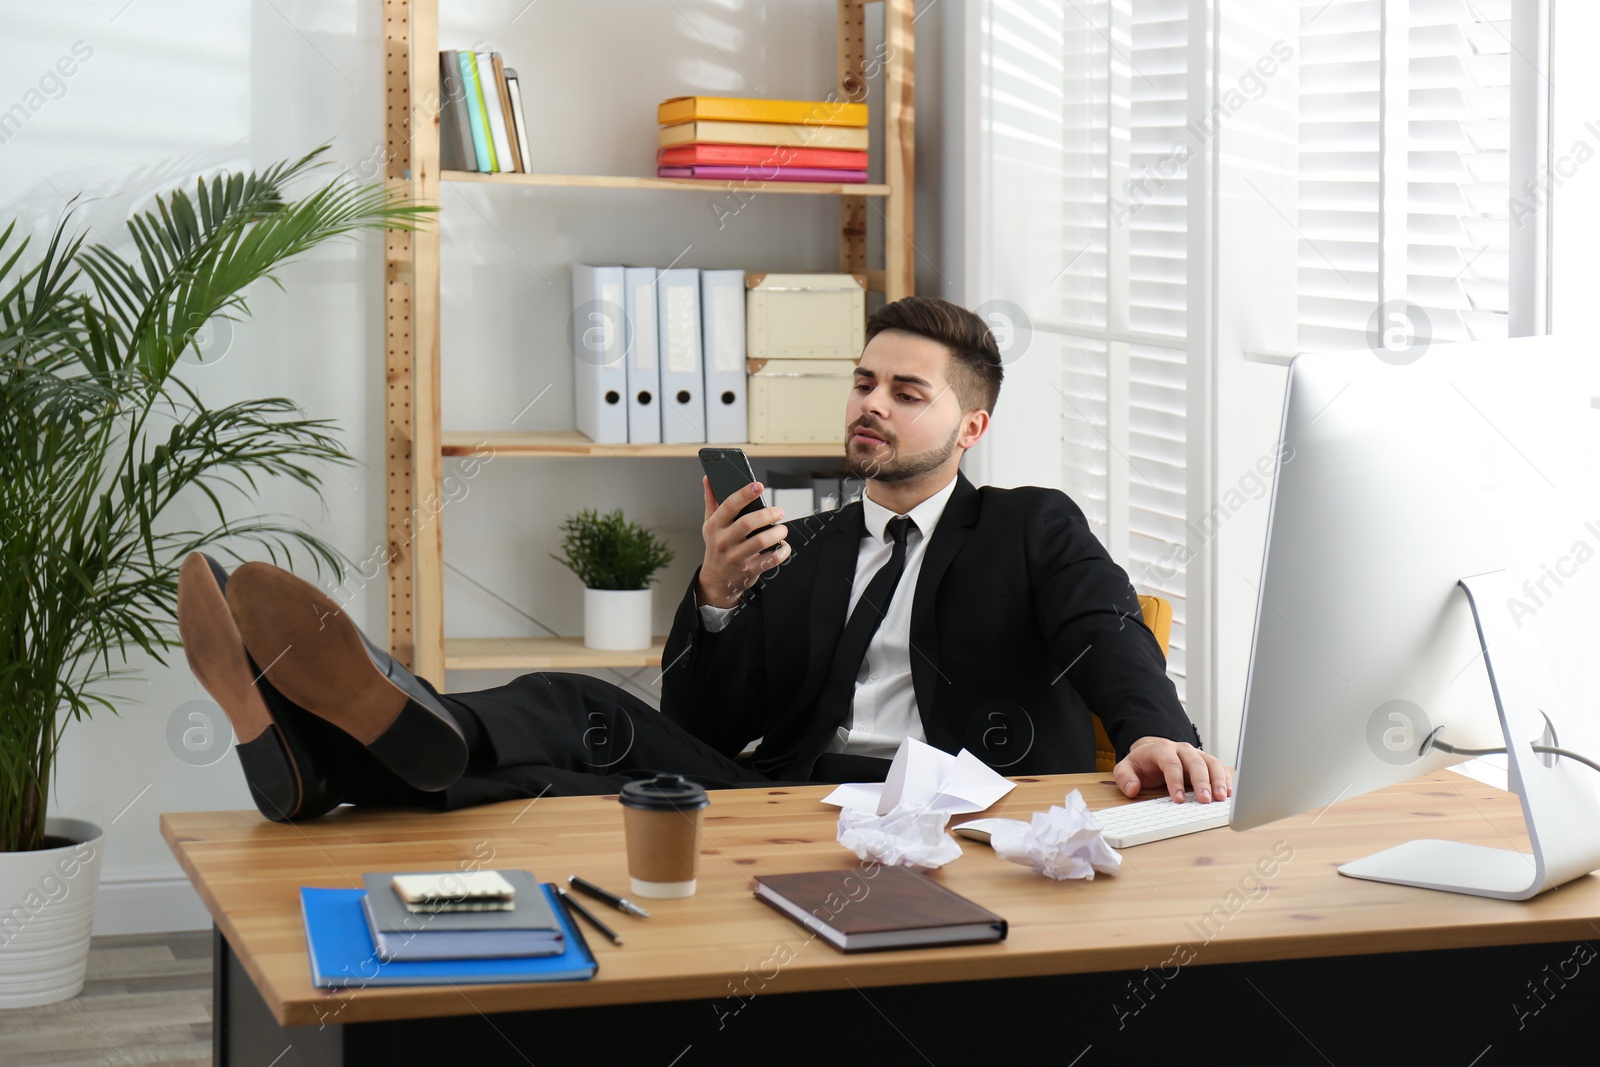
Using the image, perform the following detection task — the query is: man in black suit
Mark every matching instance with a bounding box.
[663,296,1223,801]
[179,297,1226,822]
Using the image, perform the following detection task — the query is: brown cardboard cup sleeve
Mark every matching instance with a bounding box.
[619,774,710,899]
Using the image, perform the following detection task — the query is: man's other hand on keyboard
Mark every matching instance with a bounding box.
[1113,737,1232,804]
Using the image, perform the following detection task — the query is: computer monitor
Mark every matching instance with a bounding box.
[1230,336,1600,899]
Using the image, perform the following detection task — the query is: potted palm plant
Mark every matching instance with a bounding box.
[552,508,675,650]
[0,147,429,1007]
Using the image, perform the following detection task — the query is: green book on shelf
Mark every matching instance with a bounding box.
[457,51,492,172]
[464,51,499,172]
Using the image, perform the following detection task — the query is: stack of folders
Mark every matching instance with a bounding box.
[299,869,598,987]
[572,265,748,445]
[439,49,532,174]
[656,96,868,183]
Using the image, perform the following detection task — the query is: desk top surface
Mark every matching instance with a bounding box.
[161,770,1600,1028]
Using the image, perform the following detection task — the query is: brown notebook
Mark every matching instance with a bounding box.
[489,54,522,173]
[753,867,1007,953]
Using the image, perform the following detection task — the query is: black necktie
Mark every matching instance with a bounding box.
[811,516,915,739]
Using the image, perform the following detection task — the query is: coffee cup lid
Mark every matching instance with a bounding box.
[619,773,709,812]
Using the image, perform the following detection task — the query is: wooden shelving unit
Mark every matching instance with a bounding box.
[443,170,893,197]
[440,431,848,459]
[384,0,917,685]
[445,636,667,673]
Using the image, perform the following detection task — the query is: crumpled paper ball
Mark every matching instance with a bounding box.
[836,804,964,870]
[987,790,1122,880]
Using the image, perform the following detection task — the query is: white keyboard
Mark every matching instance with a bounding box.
[1091,793,1233,848]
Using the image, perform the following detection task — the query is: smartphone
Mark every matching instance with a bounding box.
[699,447,778,552]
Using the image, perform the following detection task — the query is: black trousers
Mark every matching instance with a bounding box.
[341,672,891,811]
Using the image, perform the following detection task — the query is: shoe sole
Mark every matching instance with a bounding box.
[226,562,464,791]
[177,554,307,821]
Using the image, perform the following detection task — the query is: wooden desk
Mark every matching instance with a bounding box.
[164,771,1600,1065]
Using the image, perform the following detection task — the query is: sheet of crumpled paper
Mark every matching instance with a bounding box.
[823,738,1016,816]
[836,804,965,870]
[986,790,1122,880]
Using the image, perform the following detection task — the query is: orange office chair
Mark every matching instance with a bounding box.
[1092,594,1173,772]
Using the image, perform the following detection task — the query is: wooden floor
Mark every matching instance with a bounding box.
[0,931,212,1067]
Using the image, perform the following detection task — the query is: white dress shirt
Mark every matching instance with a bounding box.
[698,473,960,759]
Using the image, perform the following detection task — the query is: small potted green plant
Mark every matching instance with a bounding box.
[552,508,675,650]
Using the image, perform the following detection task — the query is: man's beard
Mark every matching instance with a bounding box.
[844,419,961,483]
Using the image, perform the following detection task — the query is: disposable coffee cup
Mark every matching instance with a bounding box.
[619,774,709,899]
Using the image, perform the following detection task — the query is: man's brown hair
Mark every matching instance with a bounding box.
[864,296,1004,414]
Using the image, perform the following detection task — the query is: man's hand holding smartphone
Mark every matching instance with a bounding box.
[696,477,790,609]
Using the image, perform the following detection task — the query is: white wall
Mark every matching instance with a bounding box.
[4,0,953,933]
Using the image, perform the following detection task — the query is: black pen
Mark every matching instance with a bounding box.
[556,886,622,946]
[568,875,651,918]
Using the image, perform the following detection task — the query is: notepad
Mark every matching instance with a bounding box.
[391,870,516,913]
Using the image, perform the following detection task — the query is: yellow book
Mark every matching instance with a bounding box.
[659,119,868,152]
[658,95,868,128]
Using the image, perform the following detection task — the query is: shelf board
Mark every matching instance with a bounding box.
[441,170,891,197]
[444,635,665,672]
[441,431,844,458]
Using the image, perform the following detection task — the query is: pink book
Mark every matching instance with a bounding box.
[657,165,867,183]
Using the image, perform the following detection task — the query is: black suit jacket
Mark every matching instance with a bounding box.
[659,471,1201,779]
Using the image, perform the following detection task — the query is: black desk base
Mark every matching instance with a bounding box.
[216,926,1597,1065]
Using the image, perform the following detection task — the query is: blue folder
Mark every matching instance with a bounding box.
[300,883,598,988]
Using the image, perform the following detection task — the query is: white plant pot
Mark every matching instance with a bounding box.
[583,587,653,651]
[0,817,103,1009]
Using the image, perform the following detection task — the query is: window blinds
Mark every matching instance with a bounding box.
[1296,0,1510,353]
[1033,0,1192,700]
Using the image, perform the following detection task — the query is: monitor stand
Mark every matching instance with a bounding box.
[1337,570,1600,900]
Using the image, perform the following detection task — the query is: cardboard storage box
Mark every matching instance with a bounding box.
[746,273,867,359]
[747,357,855,443]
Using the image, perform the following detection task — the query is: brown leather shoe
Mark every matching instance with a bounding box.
[177,553,344,822]
[225,561,468,791]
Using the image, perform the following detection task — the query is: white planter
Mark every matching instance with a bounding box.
[583,587,653,651]
[0,817,103,1009]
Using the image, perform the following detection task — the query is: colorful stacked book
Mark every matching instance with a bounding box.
[439,49,531,173]
[362,870,564,960]
[656,96,868,183]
